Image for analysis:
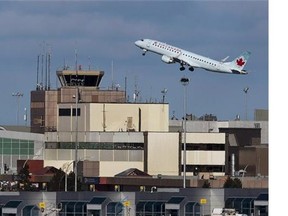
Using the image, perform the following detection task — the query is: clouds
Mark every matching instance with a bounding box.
[0,1,268,124]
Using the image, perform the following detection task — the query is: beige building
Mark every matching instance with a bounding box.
[44,131,226,178]
[28,68,228,179]
[57,103,169,132]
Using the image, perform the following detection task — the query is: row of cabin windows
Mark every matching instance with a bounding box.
[152,42,181,54]
[152,42,217,67]
[182,53,217,66]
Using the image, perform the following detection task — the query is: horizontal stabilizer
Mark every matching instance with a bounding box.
[221,56,229,62]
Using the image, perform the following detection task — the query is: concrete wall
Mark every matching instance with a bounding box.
[146,133,179,176]
[170,120,268,145]
[185,133,226,176]
[99,161,143,177]
[185,132,226,144]
[57,103,169,132]
[44,131,227,177]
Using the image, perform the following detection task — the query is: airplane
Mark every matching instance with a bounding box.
[135,39,251,75]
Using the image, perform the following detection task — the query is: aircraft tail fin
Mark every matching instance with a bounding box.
[228,51,251,72]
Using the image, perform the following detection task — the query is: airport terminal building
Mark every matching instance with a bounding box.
[1,68,268,181]
[0,68,268,215]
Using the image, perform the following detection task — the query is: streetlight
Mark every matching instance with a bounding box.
[12,92,24,125]
[61,161,74,192]
[73,87,80,192]
[243,87,249,120]
[161,88,168,103]
[180,77,190,188]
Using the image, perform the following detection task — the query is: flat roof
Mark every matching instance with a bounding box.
[57,69,104,76]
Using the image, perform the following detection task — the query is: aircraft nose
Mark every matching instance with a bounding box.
[135,39,144,47]
[135,40,141,47]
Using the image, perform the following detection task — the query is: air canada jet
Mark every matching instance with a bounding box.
[135,39,251,75]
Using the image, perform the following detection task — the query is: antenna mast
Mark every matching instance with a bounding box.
[111,60,114,90]
[36,54,40,90]
[75,48,78,77]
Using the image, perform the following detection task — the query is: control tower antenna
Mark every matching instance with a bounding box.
[45,51,48,90]
[48,50,51,90]
[125,76,127,102]
[111,60,115,90]
[75,48,78,77]
[41,52,44,90]
[43,41,48,90]
[133,76,140,102]
[36,54,40,90]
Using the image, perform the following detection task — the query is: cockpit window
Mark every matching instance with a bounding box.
[140,39,144,41]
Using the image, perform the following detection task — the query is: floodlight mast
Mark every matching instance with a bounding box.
[243,87,249,120]
[180,77,190,188]
[161,88,168,103]
[12,92,24,125]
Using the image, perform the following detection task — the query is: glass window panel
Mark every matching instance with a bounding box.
[3,148,11,154]
[20,149,29,155]
[12,149,19,155]
[2,138,11,143]
[20,141,29,148]
[29,148,34,155]
[12,141,19,149]
[28,142,34,148]
[3,142,11,148]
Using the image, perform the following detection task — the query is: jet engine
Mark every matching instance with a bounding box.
[161,55,174,64]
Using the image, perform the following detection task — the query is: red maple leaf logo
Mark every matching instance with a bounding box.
[236,58,245,66]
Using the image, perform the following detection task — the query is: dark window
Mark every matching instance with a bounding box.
[49,142,144,150]
[59,108,71,116]
[183,143,225,151]
[72,108,81,116]
[182,165,225,173]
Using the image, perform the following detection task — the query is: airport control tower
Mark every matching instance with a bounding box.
[30,67,126,133]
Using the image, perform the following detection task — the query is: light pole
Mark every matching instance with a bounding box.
[161,88,168,103]
[12,92,24,125]
[180,77,189,188]
[73,87,79,192]
[62,161,74,192]
[243,87,249,120]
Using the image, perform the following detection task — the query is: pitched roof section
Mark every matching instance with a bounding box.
[115,168,151,177]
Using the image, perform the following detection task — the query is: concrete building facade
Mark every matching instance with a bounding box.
[44,131,226,178]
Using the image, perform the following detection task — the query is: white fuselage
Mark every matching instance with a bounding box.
[135,39,234,74]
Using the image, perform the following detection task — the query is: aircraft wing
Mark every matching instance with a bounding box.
[176,56,201,68]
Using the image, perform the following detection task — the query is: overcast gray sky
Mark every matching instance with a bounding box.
[0,1,268,125]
